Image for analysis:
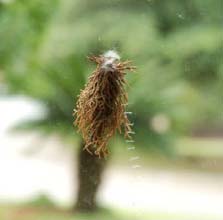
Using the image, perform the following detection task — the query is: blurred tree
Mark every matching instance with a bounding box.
[0,0,222,212]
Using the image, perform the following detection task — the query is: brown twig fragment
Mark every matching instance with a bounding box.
[73,50,135,158]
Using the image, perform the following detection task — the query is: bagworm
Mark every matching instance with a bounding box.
[73,50,135,158]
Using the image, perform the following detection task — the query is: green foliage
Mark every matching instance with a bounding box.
[24,194,56,208]
[0,0,222,152]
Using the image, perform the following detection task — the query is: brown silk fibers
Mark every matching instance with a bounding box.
[73,51,135,158]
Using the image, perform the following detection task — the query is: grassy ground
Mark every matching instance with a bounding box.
[111,137,223,172]
[0,204,222,220]
[175,137,223,158]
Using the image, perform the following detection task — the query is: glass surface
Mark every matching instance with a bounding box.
[0,0,222,219]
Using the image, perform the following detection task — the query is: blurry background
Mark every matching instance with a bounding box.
[0,0,223,219]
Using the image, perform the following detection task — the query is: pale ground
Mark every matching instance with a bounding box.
[0,96,223,219]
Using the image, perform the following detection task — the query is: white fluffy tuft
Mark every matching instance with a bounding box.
[101,50,120,72]
[103,50,120,60]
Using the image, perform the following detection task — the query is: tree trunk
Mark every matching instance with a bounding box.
[74,141,107,212]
